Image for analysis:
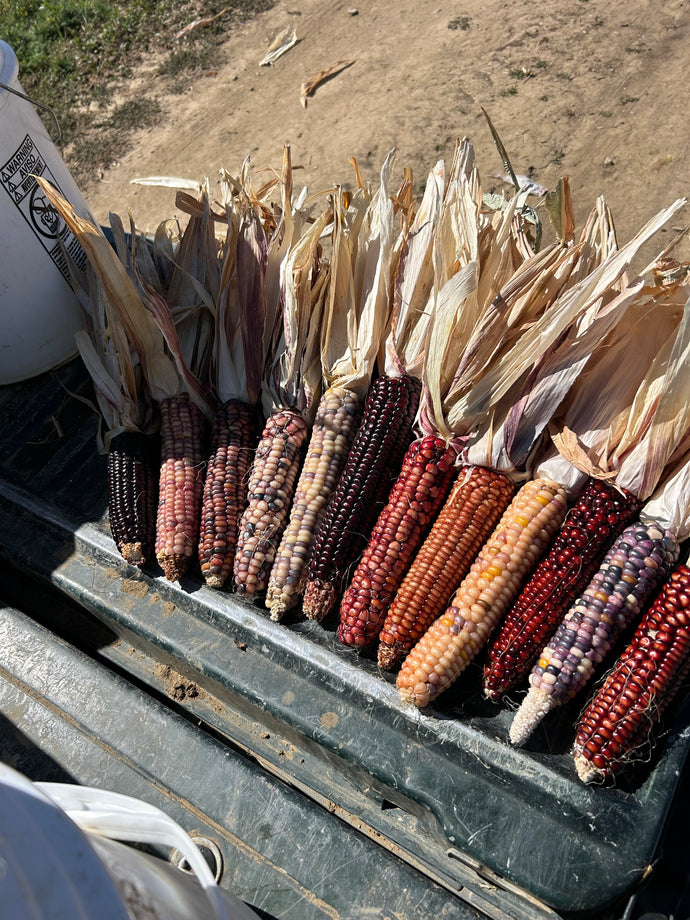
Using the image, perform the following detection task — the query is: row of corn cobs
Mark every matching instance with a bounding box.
[76,149,690,788]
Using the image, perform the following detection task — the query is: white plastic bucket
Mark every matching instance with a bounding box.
[0,40,90,384]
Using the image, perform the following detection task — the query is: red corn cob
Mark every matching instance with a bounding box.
[483,478,642,701]
[509,522,681,745]
[377,466,516,670]
[574,563,690,784]
[198,399,255,589]
[155,395,207,582]
[233,409,309,597]
[337,435,456,648]
[107,430,158,567]
[302,374,421,621]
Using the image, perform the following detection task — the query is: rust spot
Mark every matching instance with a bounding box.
[282,690,295,705]
[320,712,338,729]
[162,602,176,617]
[149,592,161,605]
[104,567,120,580]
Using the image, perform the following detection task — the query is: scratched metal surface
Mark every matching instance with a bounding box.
[1,358,689,917]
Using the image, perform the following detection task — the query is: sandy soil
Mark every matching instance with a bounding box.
[81,0,689,260]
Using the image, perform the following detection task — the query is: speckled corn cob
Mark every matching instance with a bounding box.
[377,466,516,670]
[108,430,158,566]
[397,478,567,708]
[198,399,255,589]
[233,409,309,597]
[302,374,421,621]
[337,436,456,648]
[155,395,207,582]
[266,388,362,621]
[574,563,690,784]
[483,478,642,701]
[509,522,681,746]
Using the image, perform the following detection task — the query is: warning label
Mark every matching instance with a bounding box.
[1,133,87,283]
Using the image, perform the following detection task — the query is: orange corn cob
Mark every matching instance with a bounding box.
[574,563,690,784]
[233,409,309,597]
[108,431,158,567]
[302,374,421,621]
[397,478,567,708]
[198,399,255,589]
[155,395,207,582]
[377,466,516,670]
[337,436,456,648]
[509,522,681,746]
[266,389,362,621]
[483,478,642,701]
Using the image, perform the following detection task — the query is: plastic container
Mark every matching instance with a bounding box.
[0,40,88,384]
[0,762,260,920]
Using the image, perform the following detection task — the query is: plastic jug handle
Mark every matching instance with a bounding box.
[36,783,258,920]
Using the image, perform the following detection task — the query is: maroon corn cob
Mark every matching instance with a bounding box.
[155,395,207,582]
[483,479,642,701]
[107,430,158,566]
[302,374,421,621]
[198,399,255,588]
[377,466,516,670]
[509,521,681,745]
[574,563,690,784]
[233,409,309,597]
[337,435,456,648]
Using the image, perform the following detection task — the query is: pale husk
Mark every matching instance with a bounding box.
[542,269,690,492]
[37,178,191,410]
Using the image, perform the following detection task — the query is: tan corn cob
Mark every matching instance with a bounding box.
[198,399,255,588]
[378,465,516,669]
[233,410,310,596]
[155,395,208,582]
[266,388,362,620]
[397,478,567,707]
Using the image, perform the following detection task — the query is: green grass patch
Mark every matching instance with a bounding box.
[1,0,273,183]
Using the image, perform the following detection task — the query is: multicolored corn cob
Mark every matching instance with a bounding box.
[397,478,567,707]
[574,562,690,784]
[509,522,681,746]
[483,479,642,701]
[302,374,421,622]
[155,395,208,582]
[198,399,255,589]
[108,431,158,567]
[265,389,362,620]
[337,435,457,648]
[233,409,309,597]
[377,466,516,670]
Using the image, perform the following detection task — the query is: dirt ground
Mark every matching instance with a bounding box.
[81,0,689,261]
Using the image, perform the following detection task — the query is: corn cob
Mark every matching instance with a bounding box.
[337,435,457,648]
[573,563,690,784]
[233,409,309,597]
[107,431,158,567]
[397,478,567,707]
[198,399,255,589]
[155,395,208,582]
[266,389,362,620]
[302,374,421,621]
[377,466,516,669]
[483,479,642,701]
[509,522,681,746]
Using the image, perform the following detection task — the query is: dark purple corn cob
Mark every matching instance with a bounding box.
[108,430,158,566]
[302,374,421,621]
